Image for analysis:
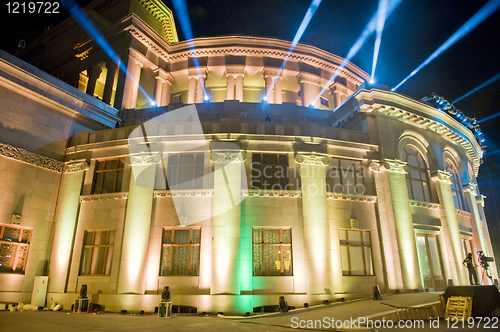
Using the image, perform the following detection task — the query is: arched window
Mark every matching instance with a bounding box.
[445,159,467,211]
[401,145,431,202]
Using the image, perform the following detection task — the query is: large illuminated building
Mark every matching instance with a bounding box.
[0,0,497,314]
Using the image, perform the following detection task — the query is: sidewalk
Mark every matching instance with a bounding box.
[0,293,445,332]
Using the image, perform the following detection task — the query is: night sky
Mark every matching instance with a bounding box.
[1,0,500,250]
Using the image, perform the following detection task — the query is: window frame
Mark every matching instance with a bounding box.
[0,224,32,274]
[160,227,201,276]
[326,158,364,193]
[251,153,289,190]
[444,159,467,211]
[92,158,125,194]
[79,229,115,276]
[339,229,373,276]
[402,146,431,202]
[252,227,293,276]
[167,153,206,190]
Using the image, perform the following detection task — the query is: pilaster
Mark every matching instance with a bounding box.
[47,160,88,293]
[121,50,144,109]
[297,73,321,108]
[432,170,467,285]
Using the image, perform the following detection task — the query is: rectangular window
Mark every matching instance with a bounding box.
[326,158,364,194]
[92,159,124,194]
[320,97,329,107]
[251,153,289,190]
[0,224,32,274]
[160,228,201,276]
[253,227,292,276]
[167,153,205,190]
[339,229,373,276]
[80,230,115,275]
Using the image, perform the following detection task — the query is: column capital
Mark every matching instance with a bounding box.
[463,183,478,196]
[381,159,408,174]
[263,67,282,78]
[129,153,162,166]
[297,72,321,86]
[154,68,174,84]
[210,149,246,162]
[329,82,348,95]
[63,160,88,174]
[226,66,245,77]
[477,194,486,207]
[129,49,145,67]
[188,68,208,79]
[369,161,382,172]
[431,170,452,184]
[294,153,330,166]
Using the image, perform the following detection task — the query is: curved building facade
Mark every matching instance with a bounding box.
[0,0,497,315]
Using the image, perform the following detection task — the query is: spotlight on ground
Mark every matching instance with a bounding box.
[203,94,209,102]
[392,0,500,91]
[150,101,156,106]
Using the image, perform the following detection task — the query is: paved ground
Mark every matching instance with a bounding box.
[0,292,498,331]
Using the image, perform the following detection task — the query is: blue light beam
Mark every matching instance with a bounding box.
[371,0,389,83]
[478,110,500,124]
[392,0,500,91]
[312,0,403,107]
[172,0,207,98]
[453,71,500,104]
[265,0,322,100]
[60,0,154,107]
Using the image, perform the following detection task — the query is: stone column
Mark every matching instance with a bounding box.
[160,74,174,106]
[463,184,487,255]
[432,170,467,285]
[235,75,244,102]
[263,68,277,103]
[475,195,498,280]
[117,154,158,294]
[330,83,347,109]
[102,60,117,105]
[369,162,404,291]
[274,76,283,104]
[48,160,88,293]
[295,153,337,294]
[196,75,206,103]
[85,65,102,98]
[210,148,245,295]
[188,76,197,104]
[382,159,422,291]
[226,75,235,100]
[121,50,143,109]
[297,73,321,108]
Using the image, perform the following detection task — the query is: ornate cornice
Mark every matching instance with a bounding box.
[243,189,301,198]
[137,0,178,43]
[80,192,128,202]
[431,170,452,185]
[129,153,162,166]
[0,143,62,173]
[210,150,246,162]
[294,154,330,166]
[327,193,377,203]
[154,190,214,198]
[409,200,442,210]
[382,159,408,174]
[296,72,321,86]
[462,183,477,196]
[63,160,88,174]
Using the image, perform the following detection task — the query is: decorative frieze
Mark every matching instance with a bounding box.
[456,209,472,218]
[294,154,330,166]
[154,190,214,198]
[0,143,63,172]
[431,170,452,184]
[263,68,282,78]
[129,153,162,166]
[63,160,88,174]
[350,218,359,230]
[210,150,246,162]
[296,72,321,86]
[243,189,302,198]
[382,159,408,174]
[226,66,245,77]
[409,200,442,210]
[80,193,128,202]
[188,68,208,78]
[327,193,377,203]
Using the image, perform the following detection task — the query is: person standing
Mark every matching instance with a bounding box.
[463,252,479,285]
